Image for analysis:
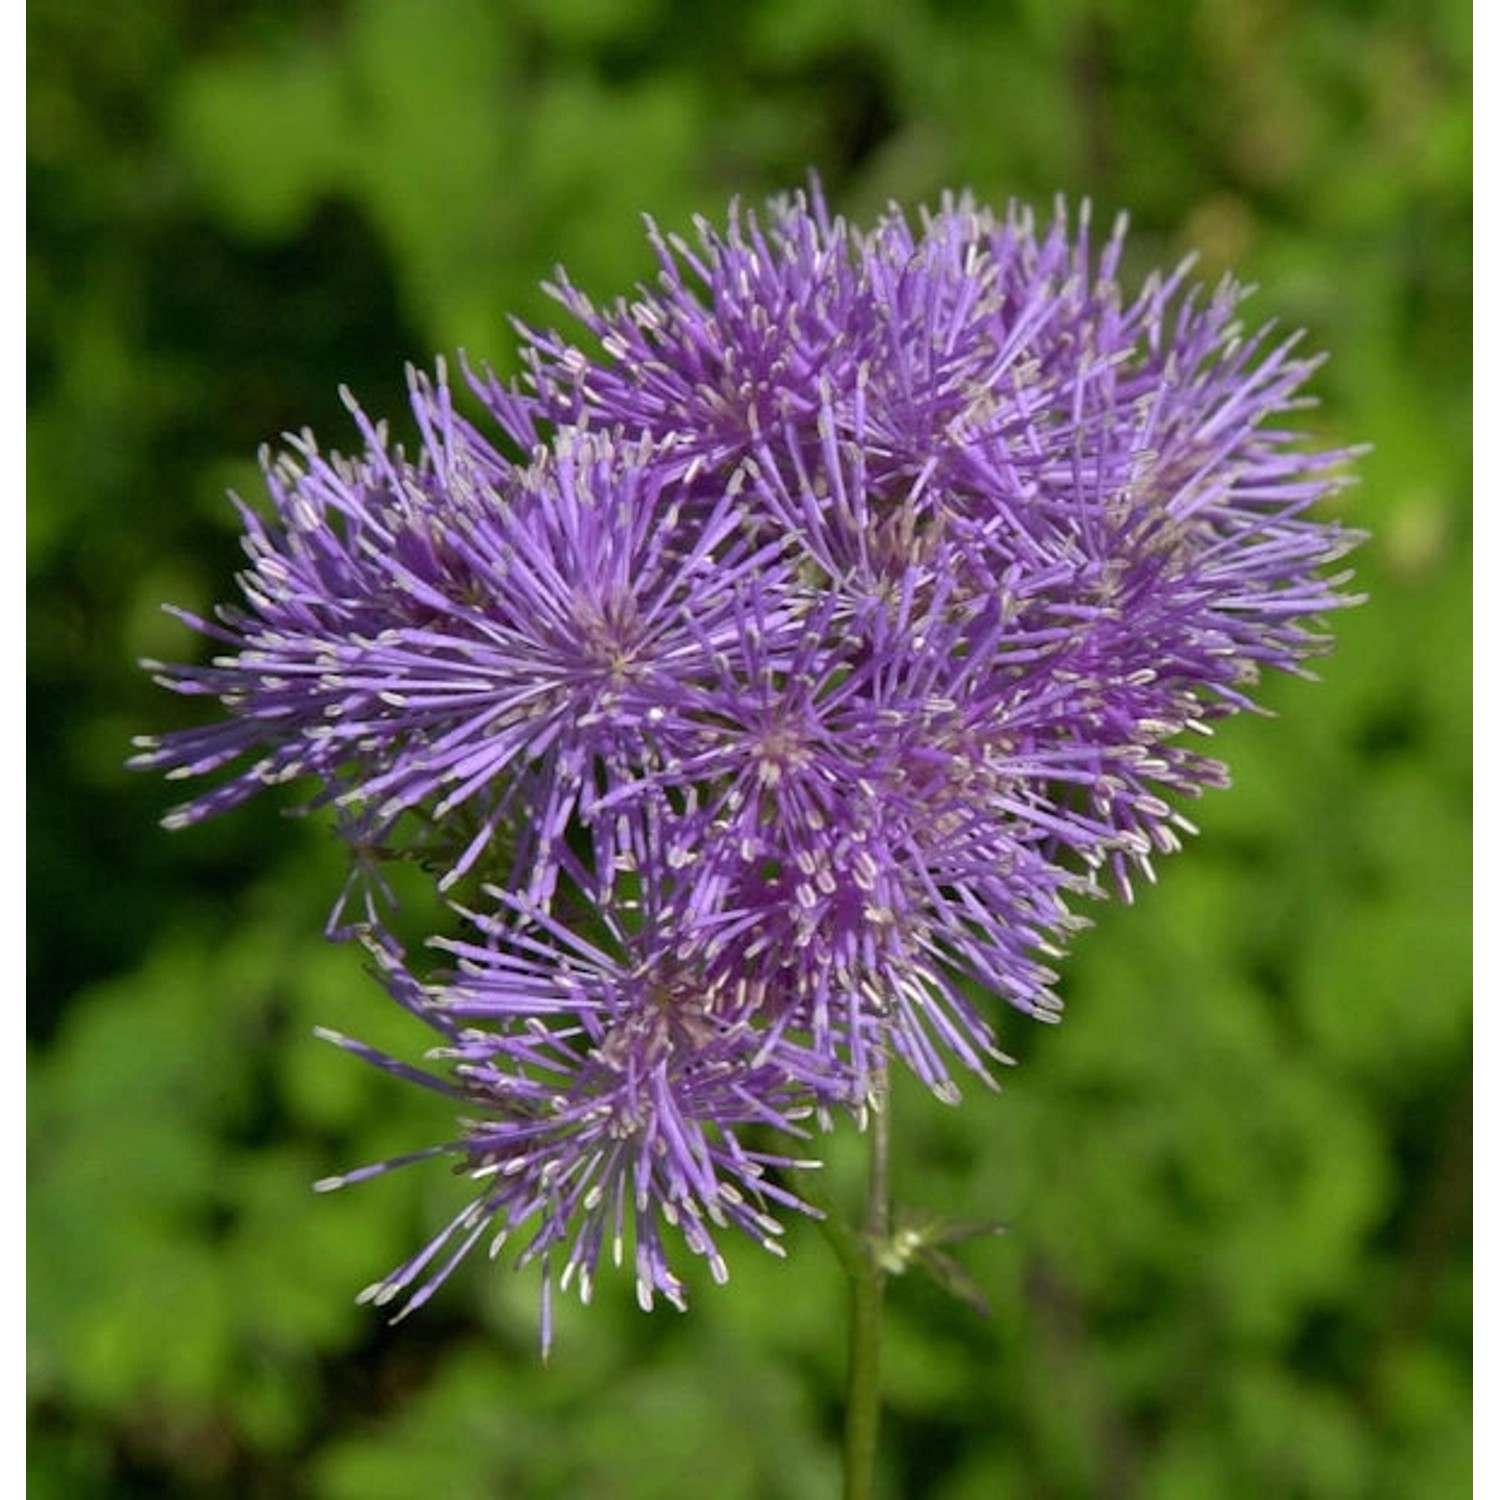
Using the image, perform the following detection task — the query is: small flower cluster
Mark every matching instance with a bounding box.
[135,182,1360,1346]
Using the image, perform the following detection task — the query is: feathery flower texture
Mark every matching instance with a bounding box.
[135,183,1361,1347]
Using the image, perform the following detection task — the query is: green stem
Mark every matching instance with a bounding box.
[843,1081,891,1500]
[799,1079,892,1500]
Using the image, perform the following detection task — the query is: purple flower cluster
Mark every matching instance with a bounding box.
[134,183,1360,1346]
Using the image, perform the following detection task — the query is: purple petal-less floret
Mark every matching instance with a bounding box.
[134,180,1361,1346]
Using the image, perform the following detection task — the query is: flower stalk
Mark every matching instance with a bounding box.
[844,1079,892,1500]
[798,1078,892,1500]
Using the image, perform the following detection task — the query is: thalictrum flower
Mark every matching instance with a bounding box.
[134,375,801,900]
[315,881,840,1355]
[138,179,1361,1339]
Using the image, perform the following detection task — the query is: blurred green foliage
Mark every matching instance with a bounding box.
[29,0,1470,1495]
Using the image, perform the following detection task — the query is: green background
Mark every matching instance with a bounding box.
[28,1,1470,1495]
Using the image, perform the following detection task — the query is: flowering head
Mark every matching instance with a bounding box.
[317,881,836,1350]
[135,179,1362,1345]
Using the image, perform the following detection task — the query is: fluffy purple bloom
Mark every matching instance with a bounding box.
[136,180,1361,1339]
[314,898,837,1352]
[135,377,799,899]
